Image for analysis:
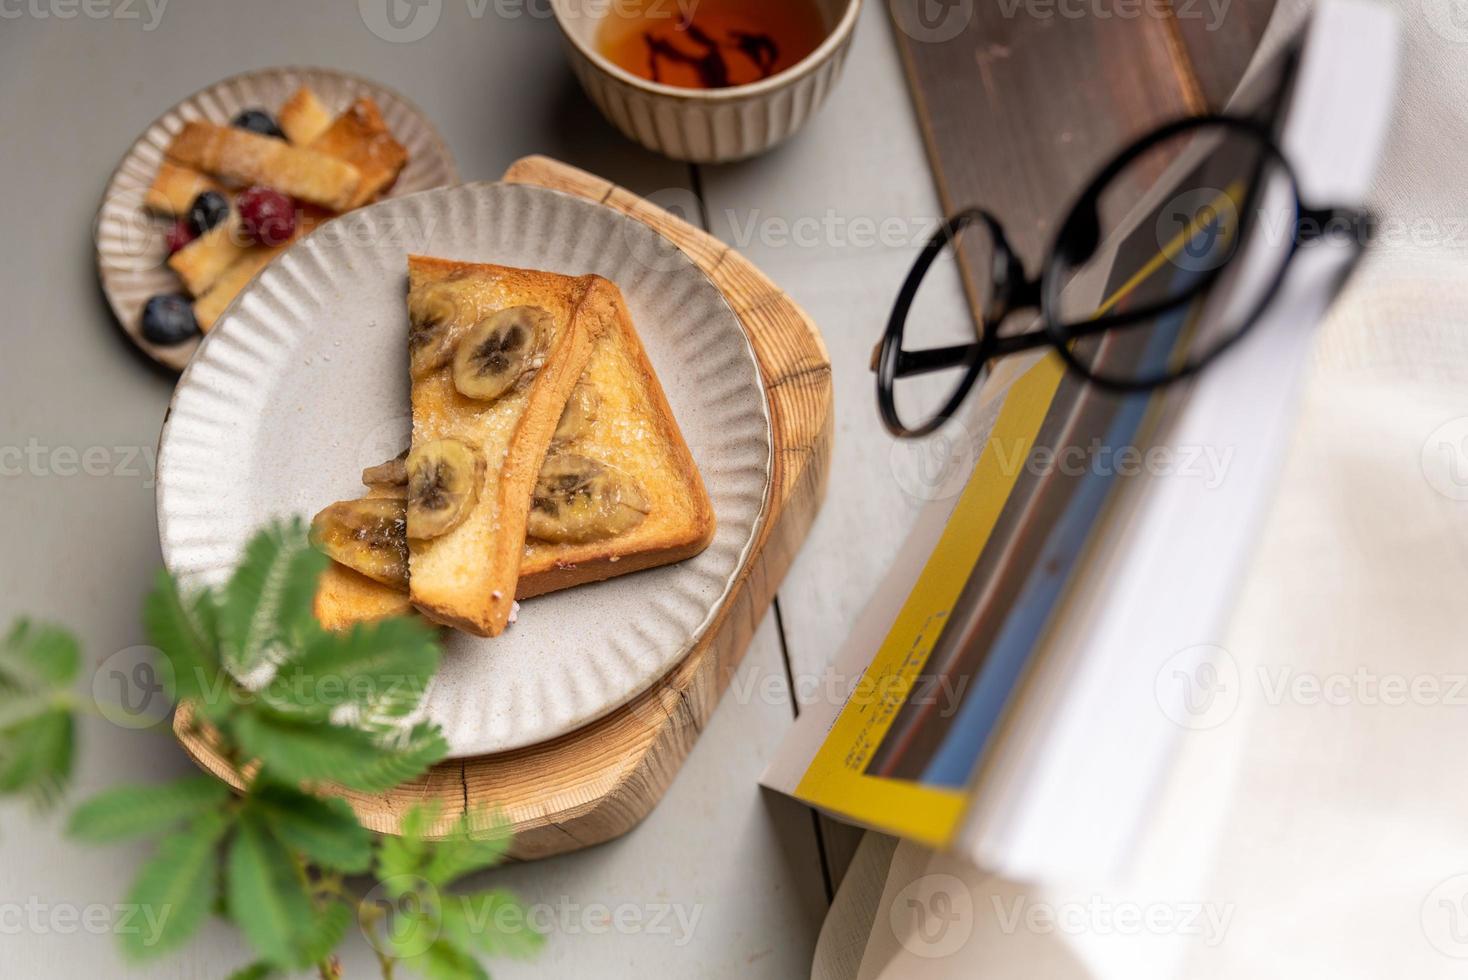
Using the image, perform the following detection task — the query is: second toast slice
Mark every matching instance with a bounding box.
[404,256,609,636]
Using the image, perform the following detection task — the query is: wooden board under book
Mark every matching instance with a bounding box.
[173,155,834,859]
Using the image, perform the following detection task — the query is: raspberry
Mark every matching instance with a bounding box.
[237,186,296,246]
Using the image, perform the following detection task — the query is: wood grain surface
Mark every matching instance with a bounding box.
[174,155,834,859]
[891,0,1275,263]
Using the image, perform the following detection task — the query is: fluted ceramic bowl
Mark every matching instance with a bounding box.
[552,0,861,163]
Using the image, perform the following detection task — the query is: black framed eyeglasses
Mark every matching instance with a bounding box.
[874,112,1374,439]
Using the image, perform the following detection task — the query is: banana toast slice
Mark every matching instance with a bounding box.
[311,294,716,630]
[517,291,716,598]
[403,256,612,636]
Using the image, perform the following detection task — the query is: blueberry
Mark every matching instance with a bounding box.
[232,108,285,140]
[141,295,199,346]
[187,190,230,236]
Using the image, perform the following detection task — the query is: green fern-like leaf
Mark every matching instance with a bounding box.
[399,800,443,843]
[0,708,73,809]
[345,723,449,793]
[121,809,232,960]
[69,777,231,843]
[264,616,440,728]
[144,571,225,715]
[225,962,277,980]
[250,783,373,874]
[232,709,446,793]
[442,890,545,961]
[231,709,381,785]
[227,810,316,968]
[294,897,353,967]
[0,619,80,692]
[375,801,444,897]
[0,620,79,807]
[420,811,512,889]
[375,835,428,897]
[0,689,60,730]
[412,939,490,980]
[218,521,327,675]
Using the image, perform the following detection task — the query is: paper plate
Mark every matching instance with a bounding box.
[96,66,459,372]
[156,181,772,756]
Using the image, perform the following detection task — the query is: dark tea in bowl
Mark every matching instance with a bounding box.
[595,0,829,90]
[551,0,861,163]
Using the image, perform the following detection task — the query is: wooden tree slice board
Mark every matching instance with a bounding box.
[174,155,834,860]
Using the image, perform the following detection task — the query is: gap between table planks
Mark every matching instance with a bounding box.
[174,155,834,860]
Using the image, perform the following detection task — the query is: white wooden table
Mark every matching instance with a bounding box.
[0,2,941,975]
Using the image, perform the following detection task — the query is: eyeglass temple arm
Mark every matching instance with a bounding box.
[1297,205,1374,246]
[872,328,1055,378]
[872,343,973,377]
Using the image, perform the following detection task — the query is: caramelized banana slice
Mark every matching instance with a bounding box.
[362,450,408,491]
[310,498,408,588]
[552,379,600,446]
[407,438,481,540]
[452,306,553,401]
[528,453,651,544]
[408,283,466,379]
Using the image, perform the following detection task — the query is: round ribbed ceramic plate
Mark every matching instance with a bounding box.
[156,181,772,757]
[96,66,459,372]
